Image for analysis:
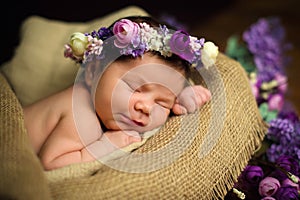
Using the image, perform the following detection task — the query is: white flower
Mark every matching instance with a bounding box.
[161,34,172,57]
[189,36,202,51]
[200,41,219,69]
[89,37,104,56]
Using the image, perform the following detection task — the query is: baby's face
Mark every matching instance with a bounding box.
[93,54,186,133]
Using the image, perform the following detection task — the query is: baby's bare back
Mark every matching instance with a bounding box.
[24,83,143,170]
[23,84,102,170]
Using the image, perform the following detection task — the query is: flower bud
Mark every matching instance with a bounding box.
[69,32,89,57]
[258,177,280,197]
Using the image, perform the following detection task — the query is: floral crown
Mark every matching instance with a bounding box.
[64,18,219,69]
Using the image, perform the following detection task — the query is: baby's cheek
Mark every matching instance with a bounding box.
[112,82,134,109]
[151,105,170,126]
[165,108,171,116]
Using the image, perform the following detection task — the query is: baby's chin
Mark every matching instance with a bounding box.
[104,120,164,134]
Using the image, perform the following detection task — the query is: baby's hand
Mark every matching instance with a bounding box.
[104,130,142,148]
[172,85,211,115]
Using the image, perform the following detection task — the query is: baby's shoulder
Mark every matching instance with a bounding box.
[48,86,74,112]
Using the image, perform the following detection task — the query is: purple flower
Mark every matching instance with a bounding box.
[275,73,288,93]
[169,30,194,62]
[256,68,277,83]
[282,177,299,190]
[266,144,288,162]
[274,185,299,200]
[97,27,113,40]
[267,118,294,144]
[113,19,140,48]
[268,94,284,111]
[288,145,300,162]
[278,103,300,124]
[276,155,300,178]
[242,17,291,77]
[273,109,300,153]
[251,81,259,99]
[259,177,281,197]
[239,165,264,188]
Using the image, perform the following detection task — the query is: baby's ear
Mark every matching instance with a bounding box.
[84,62,96,87]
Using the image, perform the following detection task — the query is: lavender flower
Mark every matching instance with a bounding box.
[266,111,300,164]
[267,143,288,162]
[243,17,291,76]
[287,145,300,162]
[278,104,300,124]
[267,118,294,143]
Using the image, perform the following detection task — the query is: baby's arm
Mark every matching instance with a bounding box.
[85,130,141,159]
[172,85,211,115]
[40,128,141,170]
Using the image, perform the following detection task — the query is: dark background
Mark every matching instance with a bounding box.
[1,0,300,113]
[1,0,234,65]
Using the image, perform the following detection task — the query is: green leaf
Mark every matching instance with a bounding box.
[225,35,256,74]
[259,103,268,118]
[259,103,278,123]
[265,110,278,123]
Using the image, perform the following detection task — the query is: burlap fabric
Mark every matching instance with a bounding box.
[0,53,268,199]
[0,73,52,199]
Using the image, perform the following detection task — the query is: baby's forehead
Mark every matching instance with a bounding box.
[121,63,187,95]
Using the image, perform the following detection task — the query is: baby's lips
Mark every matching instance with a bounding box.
[132,119,147,127]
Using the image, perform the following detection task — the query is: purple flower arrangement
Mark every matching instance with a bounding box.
[225,17,300,199]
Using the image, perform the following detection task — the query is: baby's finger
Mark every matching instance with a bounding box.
[172,103,187,115]
[183,97,197,113]
[124,130,140,137]
[194,87,211,106]
[124,131,142,144]
[128,135,142,143]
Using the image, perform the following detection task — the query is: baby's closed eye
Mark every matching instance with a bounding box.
[155,98,174,110]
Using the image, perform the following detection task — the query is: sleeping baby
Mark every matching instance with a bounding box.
[23,16,218,170]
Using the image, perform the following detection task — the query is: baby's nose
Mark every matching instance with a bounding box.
[134,100,153,115]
